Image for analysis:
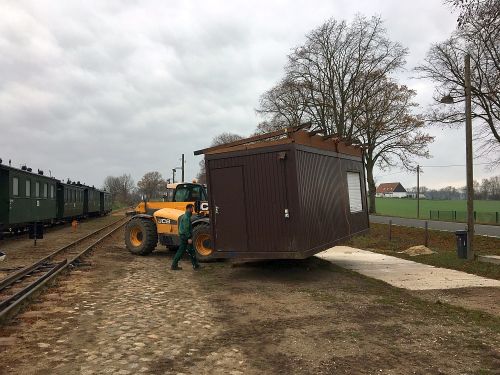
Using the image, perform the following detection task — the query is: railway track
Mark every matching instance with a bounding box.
[0,216,128,324]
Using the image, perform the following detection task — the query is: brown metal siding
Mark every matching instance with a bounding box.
[204,142,368,259]
[295,145,368,254]
[206,145,299,255]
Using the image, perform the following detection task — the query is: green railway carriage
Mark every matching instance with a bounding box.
[100,191,112,215]
[1,159,112,237]
[85,186,101,216]
[0,163,58,231]
[57,182,85,219]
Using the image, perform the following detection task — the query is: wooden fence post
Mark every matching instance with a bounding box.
[425,221,429,247]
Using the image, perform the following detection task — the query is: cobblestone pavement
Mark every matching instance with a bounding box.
[1,230,499,374]
[0,231,250,375]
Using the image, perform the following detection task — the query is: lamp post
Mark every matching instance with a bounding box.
[440,53,474,260]
[172,166,183,184]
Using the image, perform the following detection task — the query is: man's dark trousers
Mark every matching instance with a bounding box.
[172,235,198,268]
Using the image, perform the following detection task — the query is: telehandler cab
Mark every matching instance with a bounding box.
[124,182,213,260]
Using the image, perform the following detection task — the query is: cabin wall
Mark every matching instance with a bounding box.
[294,145,369,255]
[205,143,369,259]
[206,144,300,258]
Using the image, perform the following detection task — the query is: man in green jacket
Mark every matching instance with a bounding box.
[171,204,200,270]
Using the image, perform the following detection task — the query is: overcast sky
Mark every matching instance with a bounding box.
[0,0,496,190]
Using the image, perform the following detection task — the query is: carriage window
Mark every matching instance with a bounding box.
[26,180,31,197]
[347,172,363,213]
[50,185,55,199]
[43,183,48,198]
[35,182,40,197]
[13,177,19,196]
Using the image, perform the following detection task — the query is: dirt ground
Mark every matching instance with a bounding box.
[0,213,125,278]
[1,230,499,374]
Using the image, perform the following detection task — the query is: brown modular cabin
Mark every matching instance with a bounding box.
[195,125,369,260]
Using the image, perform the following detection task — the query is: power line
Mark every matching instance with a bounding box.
[419,162,491,168]
[374,171,406,178]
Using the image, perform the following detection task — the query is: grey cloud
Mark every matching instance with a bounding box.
[0,0,495,189]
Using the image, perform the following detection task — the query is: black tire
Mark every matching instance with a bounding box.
[125,217,158,255]
[192,223,214,262]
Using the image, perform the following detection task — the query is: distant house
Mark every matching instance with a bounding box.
[376,182,407,198]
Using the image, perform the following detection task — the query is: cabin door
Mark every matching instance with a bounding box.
[210,166,248,253]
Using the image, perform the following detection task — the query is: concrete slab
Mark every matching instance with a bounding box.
[478,255,500,265]
[317,246,500,291]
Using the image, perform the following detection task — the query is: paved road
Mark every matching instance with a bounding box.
[370,215,500,238]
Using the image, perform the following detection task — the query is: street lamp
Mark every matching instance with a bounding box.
[440,53,474,260]
[171,154,186,183]
[172,167,183,184]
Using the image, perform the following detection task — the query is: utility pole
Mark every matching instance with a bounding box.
[465,53,474,260]
[172,169,176,184]
[417,164,420,219]
[181,153,185,183]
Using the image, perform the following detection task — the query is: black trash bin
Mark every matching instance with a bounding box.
[455,230,467,259]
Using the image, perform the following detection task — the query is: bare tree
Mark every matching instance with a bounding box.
[260,15,408,138]
[358,77,434,212]
[137,171,166,200]
[103,174,136,206]
[256,76,308,130]
[196,132,243,183]
[446,0,499,27]
[416,2,500,164]
[256,15,433,213]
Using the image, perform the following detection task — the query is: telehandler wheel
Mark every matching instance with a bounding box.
[125,217,158,255]
[192,223,214,261]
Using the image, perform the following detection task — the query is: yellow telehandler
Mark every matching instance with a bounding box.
[124,182,213,260]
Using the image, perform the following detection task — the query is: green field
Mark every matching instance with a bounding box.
[375,198,500,223]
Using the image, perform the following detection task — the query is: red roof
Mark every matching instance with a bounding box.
[376,182,407,194]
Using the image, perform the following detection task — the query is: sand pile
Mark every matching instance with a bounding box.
[399,245,436,256]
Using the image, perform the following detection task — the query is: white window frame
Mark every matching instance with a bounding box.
[347,171,363,213]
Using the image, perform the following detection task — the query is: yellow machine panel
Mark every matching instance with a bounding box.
[153,208,183,235]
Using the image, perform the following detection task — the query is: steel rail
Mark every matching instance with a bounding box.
[0,219,127,323]
[0,216,127,292]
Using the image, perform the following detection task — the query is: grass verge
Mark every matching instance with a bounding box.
[347,223,500,280]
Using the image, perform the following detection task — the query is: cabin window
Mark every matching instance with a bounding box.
[43,183,48,198]
[13,177,19,196]
[50,185,55,199]
[347,172,363,213]
[35,182,40,197]
[26,180,31,197]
